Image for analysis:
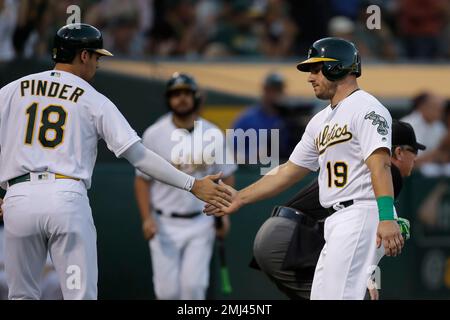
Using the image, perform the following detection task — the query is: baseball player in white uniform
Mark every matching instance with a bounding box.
[204,37,404,300]
[0,24,231,300]
[135,73,236,300]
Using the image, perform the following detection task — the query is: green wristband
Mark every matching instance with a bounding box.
[377,196,395,221]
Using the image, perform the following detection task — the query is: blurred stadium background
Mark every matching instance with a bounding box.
[1,0,450,299]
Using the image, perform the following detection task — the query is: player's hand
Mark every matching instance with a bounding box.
[376,220,404,257]
[367,277,379,300]
[0,197,3,219]
[368,287,379,300]
[191,172,232,208]
[204,181,243,217]
[142,217,157,240]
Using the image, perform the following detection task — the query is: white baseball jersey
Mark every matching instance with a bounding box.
[136,114,237,219]
[289,90,392,208]
[0,70,140,189]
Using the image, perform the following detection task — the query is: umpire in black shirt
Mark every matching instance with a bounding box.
[251,120,425,299]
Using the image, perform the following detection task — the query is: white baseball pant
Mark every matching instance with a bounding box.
[310,201,385,300]
[2,175,97,299]
[149,214,215,300]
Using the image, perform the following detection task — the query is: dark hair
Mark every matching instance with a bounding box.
[411,92,431,111]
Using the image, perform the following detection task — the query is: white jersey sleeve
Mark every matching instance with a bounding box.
[354,105,392,161]
[95,99,141,157]
[289,120,319,171]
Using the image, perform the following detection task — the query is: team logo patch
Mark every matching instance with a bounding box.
[364,111,389,135]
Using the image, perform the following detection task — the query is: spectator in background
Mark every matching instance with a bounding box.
[329,0,361,20]
[12,0,52,59]
[260,0,298,58]
[0,0,18,62]
[144,0,197,57]
[401,92,447,166]
[397,0,449,60]
[210,0,263,57]
[86,0,152,57]
[327,16,376,59]
[327,13,398,61]
[144,0,178,57]
[353,1,399,61]
[287,0,331,55]
[432,100,450,163]
[233,72,293,160]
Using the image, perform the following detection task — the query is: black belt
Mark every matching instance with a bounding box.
[155,209,202,219]
[8,173,80,187]
[271,206,318,228]
[326,200,354,214]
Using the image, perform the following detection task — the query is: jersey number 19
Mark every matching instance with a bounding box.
[326,161,348,188]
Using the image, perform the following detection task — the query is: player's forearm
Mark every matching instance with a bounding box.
[366,148,396,221]
[239,161,310,205]
[122,142,195,191]
[370,166,394,198]
[366,149,394,198]
[134,177,152,222]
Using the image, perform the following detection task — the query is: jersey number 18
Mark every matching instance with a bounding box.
[24,102,67,148]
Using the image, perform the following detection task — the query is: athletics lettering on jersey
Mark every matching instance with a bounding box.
[364,111,389,136]
[315,123,353,154]
[20,80,85,103]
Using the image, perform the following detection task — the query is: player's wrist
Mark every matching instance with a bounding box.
[144,214,154,220]
[376,196,395,221]
[236,190,247,207]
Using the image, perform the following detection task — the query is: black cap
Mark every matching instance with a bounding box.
[392,120,426,151]
[264,72,285,88]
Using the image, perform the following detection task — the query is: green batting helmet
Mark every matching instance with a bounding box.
[52,23,113,63]
[296,37,361,81]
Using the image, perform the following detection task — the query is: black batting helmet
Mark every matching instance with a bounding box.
[52,23,113,63]
[165,72,201,109]
[297,37,361,81]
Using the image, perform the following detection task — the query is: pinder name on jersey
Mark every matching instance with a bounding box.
[20,80,85,103]
[315,123,353,154]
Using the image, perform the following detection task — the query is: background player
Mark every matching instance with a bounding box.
[134,72,236,300]
[0,24,231,300]
[205,37,404,300]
